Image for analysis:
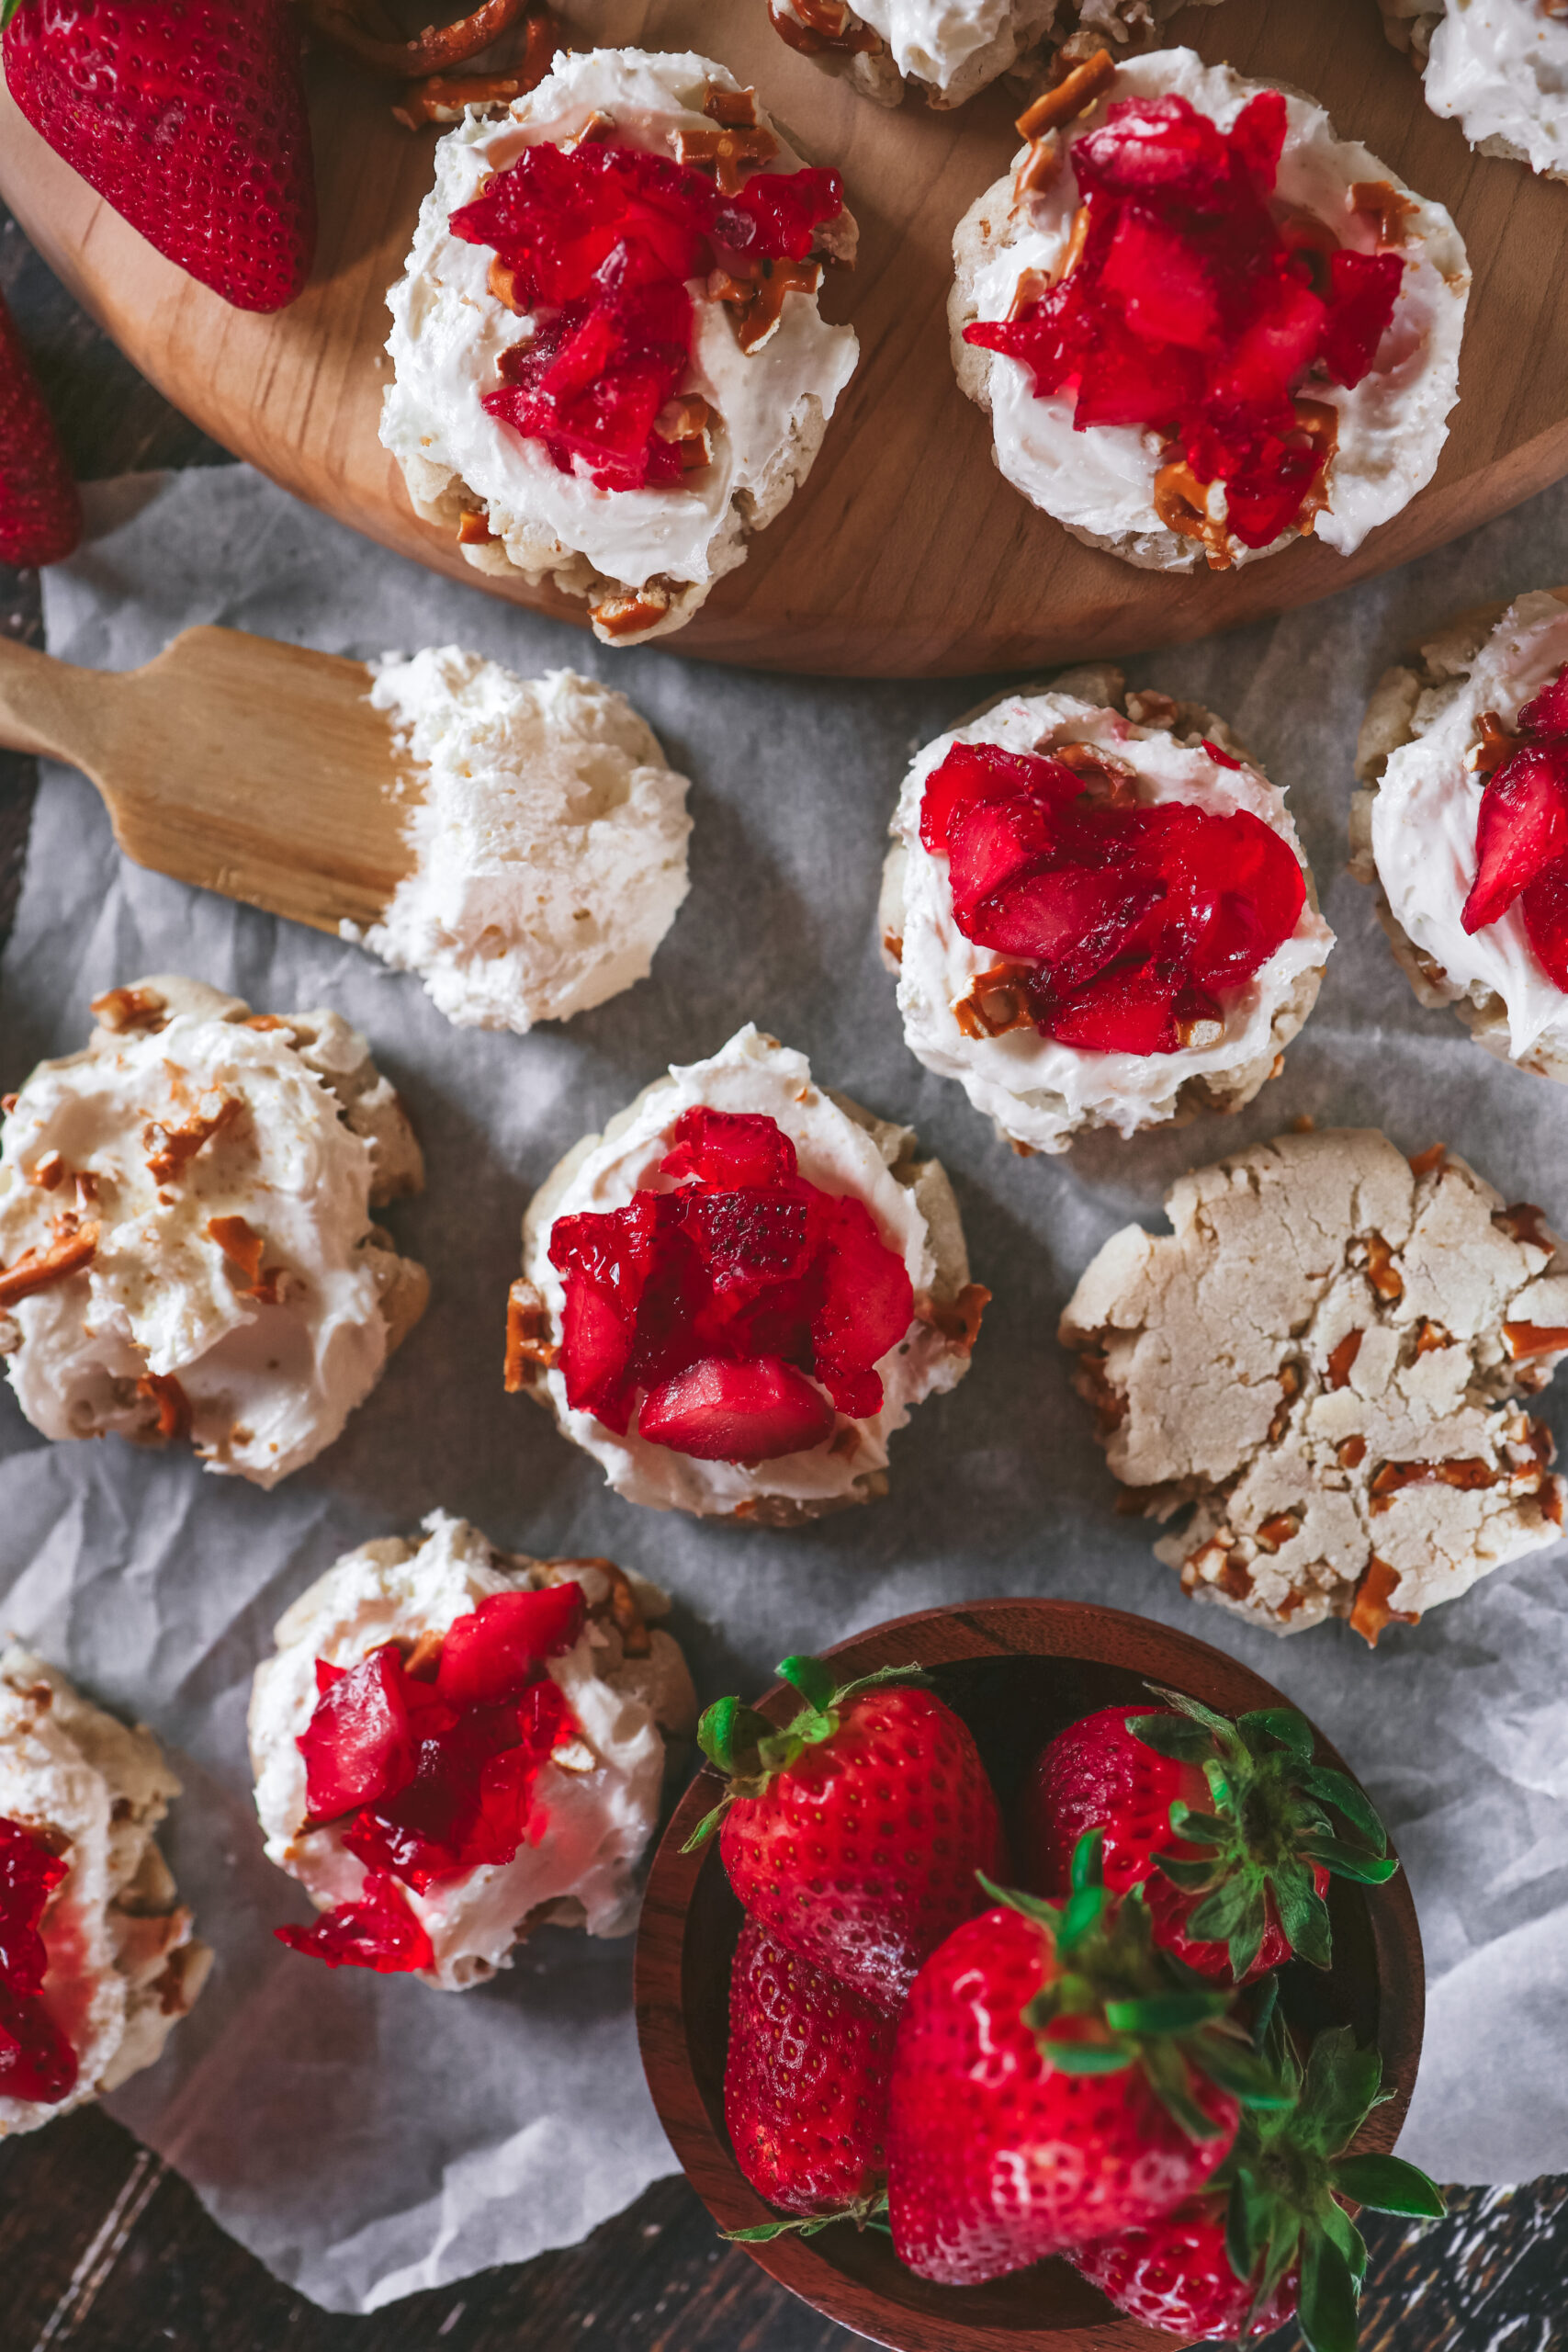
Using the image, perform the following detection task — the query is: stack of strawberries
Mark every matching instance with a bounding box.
[693,1656,1444,2347]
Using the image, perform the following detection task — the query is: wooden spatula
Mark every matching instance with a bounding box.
[0,626,416,934]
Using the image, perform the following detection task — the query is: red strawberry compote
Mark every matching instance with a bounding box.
[251,1515,695,1989]
[1360,593,1568,1082]
[0,1646,209,2138]
[381,50,859,647]
[514,1028,983,1519]
[950,49,1468,571]
[882,680,1332,1152]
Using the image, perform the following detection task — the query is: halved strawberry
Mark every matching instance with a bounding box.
[298,1645,417,1827]
[637,1354,835,1461]
[558,1278,637,1429]
[809,1192,913,1417]
[967,864,1161,979]
[919,742,1079,854]
[1461,744,1568,933]
[435,1584,586,1710]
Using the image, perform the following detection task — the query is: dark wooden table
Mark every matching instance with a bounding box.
[1,205,1565,2352]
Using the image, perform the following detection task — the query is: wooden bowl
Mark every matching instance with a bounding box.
[634,1598,1426,2352]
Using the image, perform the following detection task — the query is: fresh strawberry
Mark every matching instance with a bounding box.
[885,1861,1289,2285]
[724,1918,895,2223]
[2,0,316,314]
[1072,2006,1445,2349]
[1021,1688,1398,1983]
[685,1655,1007,2014]
[0,288,80,567]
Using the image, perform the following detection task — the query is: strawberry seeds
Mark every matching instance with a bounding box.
[921,739,1306,1055]
[965,91,1404,560]
[450,137,844,492]
[547,1107,915,1461]
[275,1583,587,1974]
[1461,659,1568,988]
[0,1814,78,2105]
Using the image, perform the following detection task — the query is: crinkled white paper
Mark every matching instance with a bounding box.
[4,464,1567,2309]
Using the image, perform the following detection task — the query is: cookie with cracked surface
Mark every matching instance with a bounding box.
[1060,1128,1568,1642]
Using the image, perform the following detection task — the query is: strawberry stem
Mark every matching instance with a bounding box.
[682,1656,928,1849]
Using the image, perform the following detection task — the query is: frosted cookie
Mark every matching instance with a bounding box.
[950,47,1468,571]
[250,1512,698,1988]
[1060,1128,1568,1644]
[1352,590,1568,1084]
[762,2,1215,110]
[880,667,1332,1154]
[0,1646,209,2134]
[381,49,859,648]
[0,977,427,1487]
[1380,3,1568,183]
[508,1025,987,1521]
[350,648,692,1034]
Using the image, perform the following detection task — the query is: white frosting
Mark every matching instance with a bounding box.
[524,1026,968,1516]
[848,0,1055,96]
[0,1647,204,2136]
[249,1513,675,1991]
[0,990,420,1487]
[381,50,859,593]
[963,49,1469,563]
[1424,1,1568,178]
[886,693,1333,1152]
[353,649,692,1034]
[1372,592,1568,1067]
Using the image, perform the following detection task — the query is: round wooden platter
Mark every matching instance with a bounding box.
[5,0,1564,677]
[635,1598,1425,2352]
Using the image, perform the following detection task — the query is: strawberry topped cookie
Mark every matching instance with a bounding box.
[381,49,858,647]
[762,2,1214,109]
[251,1513,696,1989]
[0,977,427,1487]
[1380,3,1568,183]
[881,670,1332,1153]
[1352,591,1568,1082]
[1,1646,209,2136]
[1062,1128,1568,1643]
[951,49,1469,570]
[507,1028,987,1521]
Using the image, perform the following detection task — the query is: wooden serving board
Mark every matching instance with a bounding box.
[5,0,1566,677]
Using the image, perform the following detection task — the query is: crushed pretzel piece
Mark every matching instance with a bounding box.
[1153,456,1232,570]
[1292,400,1340,537]
[458,507,498,545]
[1337,1434,1367,1469]
[27,1152,65,1192]
[711,255,823,353]
[207,1215,284,1306]
[1013,137,1058,206]
[1075,1349,1125,1437]
[1006,266,1050,323]
[1407,1141,1447,1178]
[953,966,1034,1041]
[1053,204,1091,289]
[392,17,563,130]
[652,394,714,472]
[766,0,882,57]
[704,83,758,130]
[1466,711,1518,776]
[1414,1318,1451,1355]
[1015,48,1114,141]
[137,1371,193,1446]
[91,985,167,1035]
[916,1283,991,1354]
[0,1215,99,1309]
[1124,689,1179,730]
[143,1096,242,1186]
[487,254,525,313]
[1370,1457,1497,1511]
[1348,1555,1419,1647]
[1255,1511,1300,1552]
[1495,1202,1556,1253]
[672,120,779,196]
[504,1278,557,1391]
[1352,179,1419,248]
[1503,1321,1568,1361]
[1267,1361,1301,1443]
[304,0,530,78]
[551,1555,651,1657]
[590,586,672,640]
[1362,1231,1404,1302]
[1326,1329,1362,1389]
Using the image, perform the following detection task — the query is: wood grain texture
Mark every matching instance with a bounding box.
[635,1597,1424,2352]
[0,629,414,933]
[6,0,1568,677]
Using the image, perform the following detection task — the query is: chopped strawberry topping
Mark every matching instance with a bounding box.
[1461,666,1568,985]
[449,140,843,492]
[547,1107,915,1457]
[0,1815,78,2105]
[964,91,1404,552]
[922,741,1305,1056]
[276,1591,588,1971]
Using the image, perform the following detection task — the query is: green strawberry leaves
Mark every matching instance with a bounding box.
[0,1,23,29]
[723,2188,890,2243]
[1127,1684,1398,1976]
[682,1656,929,1849]
[1331,2153,1447,2218]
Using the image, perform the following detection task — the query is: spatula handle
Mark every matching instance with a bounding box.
[0,637,103,763]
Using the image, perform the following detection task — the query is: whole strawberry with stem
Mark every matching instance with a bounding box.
[685,1654,1007,2014]
[0,288,79,568]
[2,0,316,313]
[886,1846,1292,2286]
[1022,1688,1398,1984]
[724,1918,895,2228]
[1072,1999,1445,2350]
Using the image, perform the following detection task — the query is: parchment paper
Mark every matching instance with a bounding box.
[4,462,1567,2311]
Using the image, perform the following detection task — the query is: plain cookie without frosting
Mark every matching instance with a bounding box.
[1060,1128,1568,1642]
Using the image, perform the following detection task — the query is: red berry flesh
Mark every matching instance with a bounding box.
[275,1870,435,1975]
[726,1920,895,2217]
[0,290,81,568]
[0,1814,79,2105]
[435,1584,586,1710]
[920,741,1304,1057]
[717,1685,1007,2012]
[964,88,1404,550]
[449,140,843,492]
[886,1905,1237,2284]
[299,1645,418,1826]
[1463,742,1568,933]
[547,1108,915,1458]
